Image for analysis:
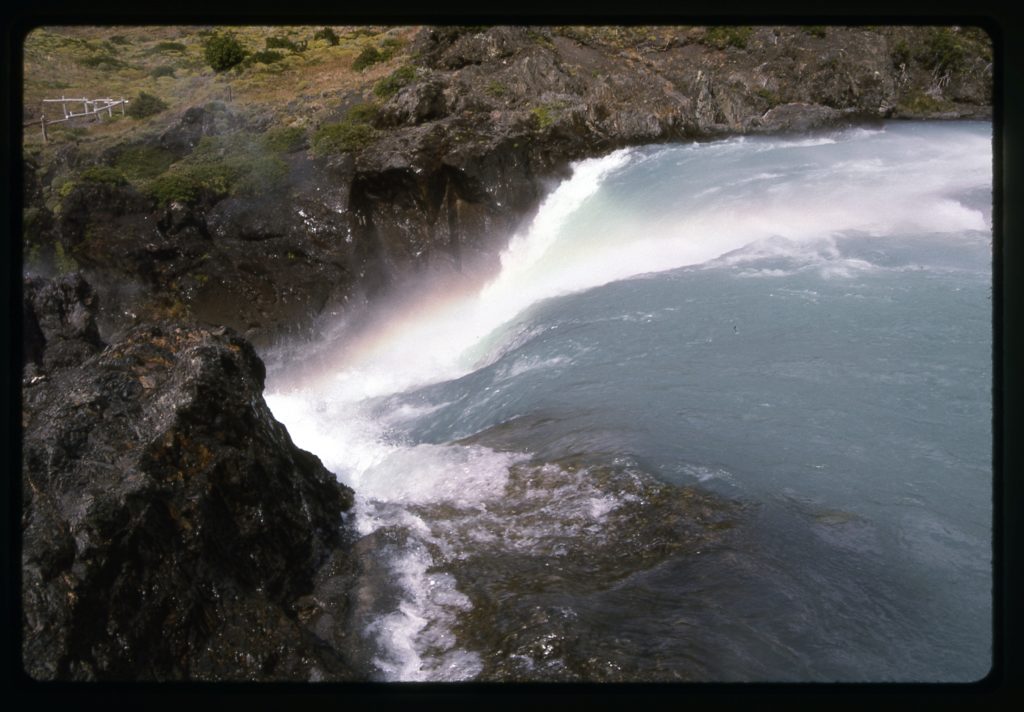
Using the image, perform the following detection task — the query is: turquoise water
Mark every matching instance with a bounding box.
[266,121,992,681]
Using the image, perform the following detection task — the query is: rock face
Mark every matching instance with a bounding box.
[23,273,104,374]
[22,26,992,345]
[17,25,995,681]
[21,285,360,680]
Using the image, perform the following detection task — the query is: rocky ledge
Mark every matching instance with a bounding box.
[21,274,362,680]
[23,26,992,345]
[18,24,994,682]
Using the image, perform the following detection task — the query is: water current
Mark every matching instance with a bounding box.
[265,121,992,682]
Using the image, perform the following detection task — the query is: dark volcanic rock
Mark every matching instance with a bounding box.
[158,105,242,158]
[23,272,104,373]
[21,319,359,680]
[24,26,993,345]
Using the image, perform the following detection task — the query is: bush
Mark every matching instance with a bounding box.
[892,39,912,68]
[146,132,289,205]
[802,26,827,38]
[312,122,376,155]
[109,34,131,45]
[373,65,416,98]
[314,27,340,46]
[147,171,204,205]
[54,242,78,274]
[154,41,187,52]
[531,105,556,130]
[266,36,305,52]
[127,91,168,119]
[113,145,177,180]
[917,27,970,73]
[251,49,284,64]
[352,45,382,70]
[898,90,951,114]
[204,32,246,72]
[151,65,176,78]
[755,87,781,105]
[347,103,379,123]
[263,125,307,153]
[78,165,128,185]
[312,104,379,156]
[486,80,508,97]
[703,26,754,50]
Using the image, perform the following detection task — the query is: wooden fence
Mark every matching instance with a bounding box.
[24,96,131,143]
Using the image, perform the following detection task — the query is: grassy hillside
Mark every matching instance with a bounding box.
[23,25,418,152]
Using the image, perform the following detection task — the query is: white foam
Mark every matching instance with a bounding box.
[264,122,993,681]
[364,539,481,681]
[356,444,523,506]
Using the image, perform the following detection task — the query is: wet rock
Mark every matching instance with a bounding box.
[378,79,448,127]
[23,26,992,345]
[755,102,853,133]
[21,320,359,680]
[158,105,241,158]
[23,272,104,373]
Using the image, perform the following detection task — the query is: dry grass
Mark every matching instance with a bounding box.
[22,25,419,154]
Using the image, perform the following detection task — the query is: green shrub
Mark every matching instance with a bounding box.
[312,104,379,155]
[263,125,307,153]
[352,45,383,70]
[78,165,128,186]
[526,28,554,47]
[114,145,177,180]
[204,32,247,72]
[802,26,827,38]
[486,80,508,97]
[54,242,78,274]
[381,37,403,53]
[373,65,416,98]
[755,87,781,105]
[312,122,375,156]
[347,103,379,123]
[917,27,970,73]
[146,132,289,205]
[531,105,556,130]
[109,34,131,45]
[151,64,176,78]
[703,26,754,50]
[127,91,168,119]
[251,49,284,64]
[898,90,951,114]
[147,171,204,205]
[266,36,305,52]
[57,180,78,199]
[892,38,912,68]
[314,27,340,46]
[153,41,187,53]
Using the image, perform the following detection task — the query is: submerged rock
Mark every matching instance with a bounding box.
[21,315,359,680]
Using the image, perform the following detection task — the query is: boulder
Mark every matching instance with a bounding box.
[21,318,359,680]
[22,272,104,374]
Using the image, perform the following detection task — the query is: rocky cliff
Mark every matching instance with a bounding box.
[23,25,992,345]
[21,275,362,680]
[19,24,993,681]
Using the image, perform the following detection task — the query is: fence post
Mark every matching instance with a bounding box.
[61,95,67,118]
[120,98,125,116]
[41,115,47,143]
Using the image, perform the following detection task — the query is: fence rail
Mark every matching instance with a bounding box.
[25,96,131,142]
